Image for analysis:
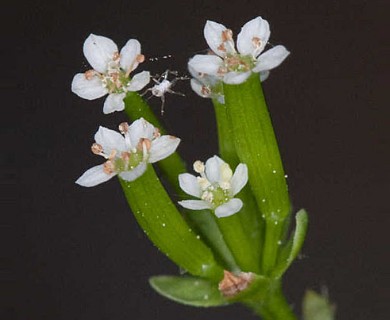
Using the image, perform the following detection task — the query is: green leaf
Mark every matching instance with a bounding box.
[120,165,223,281]
[149,275,227,307]
[303,289,336,320]
[272,209,309,278]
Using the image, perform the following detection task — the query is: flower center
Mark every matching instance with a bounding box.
[92,122,154,175]
[85,52,144,94]
[98,55,132,94]
[194,160,233,209]
[200,184,231,208]
[219,53,255,74]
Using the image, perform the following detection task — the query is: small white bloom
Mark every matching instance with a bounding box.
[71,34,150,114]
[76,118,180,187]
[188,16,290,85]
[178,156,248,218]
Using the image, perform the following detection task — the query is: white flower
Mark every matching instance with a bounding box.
[178,156,248,218]
[188,16,290,85]
[76,118,180,187]
[188,64,225,104]
[71,34,151,114]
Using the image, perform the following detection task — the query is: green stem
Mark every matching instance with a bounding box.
[119,165,223,281]
[212,98,263,273]
[246,282,297,320]
[123,92,238,271]
[223,74,291,274]
[262,220,283,275]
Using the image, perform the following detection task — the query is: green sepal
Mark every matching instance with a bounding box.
[149,275,228,307]
[302,289,336,320]
[272,209,309,278]
[119,165,223,281]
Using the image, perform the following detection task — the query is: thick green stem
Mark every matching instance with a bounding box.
[245,282,297,320]
[212,98,263,273]
[223,74,291,274]
[119,165,223,281]
[123,92,238,271]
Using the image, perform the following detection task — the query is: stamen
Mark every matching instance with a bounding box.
[112,52,121,61]
[153,128,161,138]
[252,37,262,48]
[201,191,214,203]
[108,149,117,160]
[137,138,152,152]
[217,66,228,75]
[193,161,205,174]
[221,29,233,42]
[103,160,115,174]
[217,43,227,52]
[121,151,131,163]
[197,177,211,190]
[84,70,97,80]
[91,143,103,155]
[201,85,211,96]
[118,122,129,134]
[136,54,145,63]
[219,181,231,190]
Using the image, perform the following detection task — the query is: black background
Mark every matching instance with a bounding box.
[10,0,388,319]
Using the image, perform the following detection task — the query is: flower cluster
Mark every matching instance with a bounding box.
[72,34,150,114]
[76,118,180,187]
[178,156,248,218]
[188,16,289,100]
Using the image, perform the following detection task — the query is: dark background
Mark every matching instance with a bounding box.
[10,0,388,319]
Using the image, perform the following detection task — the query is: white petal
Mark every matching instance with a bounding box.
[204,20,234,56]
[190,79,211,98]
[83,34,118,73]
[190,78,204,96]
[237,16,270,57]
[178,173,202,198]
[75,164,116,187]
[71,73,107,100]
[215,198,243,218]
[94,126,127,153]
[127,71,150,91]
[149,136,180,163]
[118,162,147,182]
[253,45,290,73]
[230,164,248,196]
[188,54,222,77]
[223,71,251,84]
[260,70,270,82]
[205,155,225,183]
[103,93,126,114]
[178,200,212,210]
[128,118,155,147]
[120,39,141,72]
